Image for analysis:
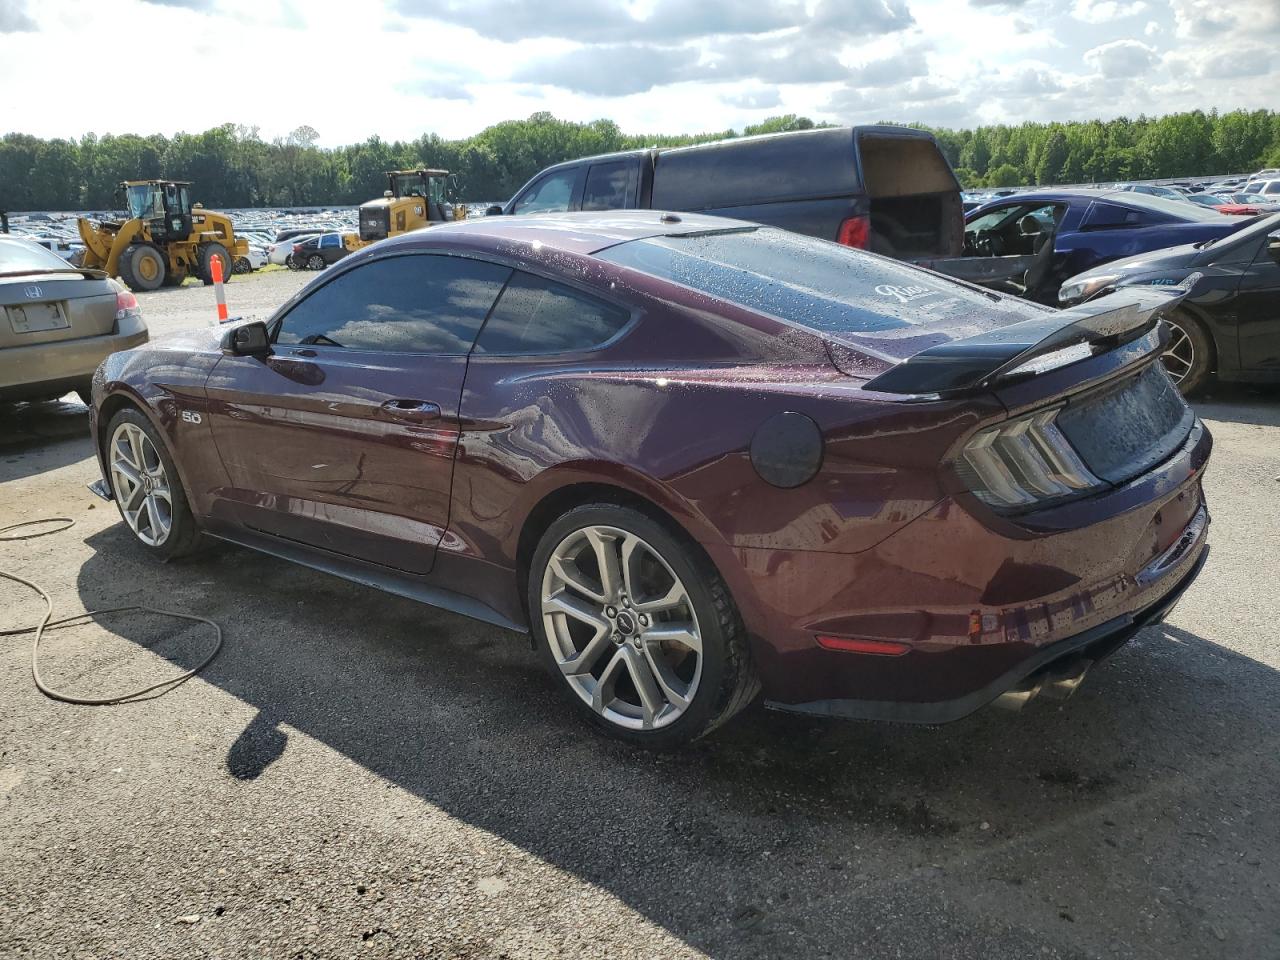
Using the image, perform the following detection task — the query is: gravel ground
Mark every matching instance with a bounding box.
[1,275,1278,959]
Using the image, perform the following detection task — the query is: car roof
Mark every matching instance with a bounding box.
[379,210,759,257]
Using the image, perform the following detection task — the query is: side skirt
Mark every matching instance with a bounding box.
[203,521,527,635]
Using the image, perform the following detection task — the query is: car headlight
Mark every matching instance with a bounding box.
[1059,274,1118,305]
[955,409,1102,510]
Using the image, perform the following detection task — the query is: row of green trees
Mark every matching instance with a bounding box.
[3,109,1279,212]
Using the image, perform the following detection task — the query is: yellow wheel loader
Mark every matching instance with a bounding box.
[356,169,460,246]
[77,180,249,291]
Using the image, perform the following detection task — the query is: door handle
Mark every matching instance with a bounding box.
[379,399,441,422]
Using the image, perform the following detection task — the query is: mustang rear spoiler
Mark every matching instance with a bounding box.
[863,287,1187,397]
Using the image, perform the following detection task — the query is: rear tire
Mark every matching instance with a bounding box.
[233,256,251,274]
[117,243,166,292]
[306,254,325,270]
[198,242,232,286]
[104,407,201,562]
[528,503,759,748]
[1161,310,1213,395]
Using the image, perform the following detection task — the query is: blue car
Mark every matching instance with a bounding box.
[929,190,1249,304]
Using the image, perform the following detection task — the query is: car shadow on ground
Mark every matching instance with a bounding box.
[68,523,1280,957]
[1191,381,1280,427]
[0,397,93,480]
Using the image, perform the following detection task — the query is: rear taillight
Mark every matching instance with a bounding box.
[955,409,1101,511]
[115,289,140,322]
[836,215,870,248]
[293,244,302,254]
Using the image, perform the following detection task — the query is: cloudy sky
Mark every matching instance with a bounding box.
[1,0,1276,145]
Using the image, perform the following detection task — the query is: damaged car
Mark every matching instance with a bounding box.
[930,189,1251,303]
[1059,213,1280,393]
[88,212,1210,746]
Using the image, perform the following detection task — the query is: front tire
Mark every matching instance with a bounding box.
[233,256,251,274]
[1161,310,1213,395]
[104,407,200,561]
[198,242,233,286]
[529,504,758,747]
[117,243,166,291]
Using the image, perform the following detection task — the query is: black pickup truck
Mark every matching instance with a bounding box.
[491,125,965,263]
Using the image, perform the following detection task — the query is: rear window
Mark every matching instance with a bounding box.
[0,238,74,274]
[596,227,1002,338]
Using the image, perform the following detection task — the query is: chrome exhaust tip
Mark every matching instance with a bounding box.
[993,676,1043,711]
[1040,659,1092,702]
[994,657,1093,712]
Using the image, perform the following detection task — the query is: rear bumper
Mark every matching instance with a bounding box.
[0,325,148,401]
[767,536,1207,723]
[712,418,1212,722]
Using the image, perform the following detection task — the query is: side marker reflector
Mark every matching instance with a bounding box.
[816,635,911,657]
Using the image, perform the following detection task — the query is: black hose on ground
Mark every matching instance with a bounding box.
[0,518,223,705]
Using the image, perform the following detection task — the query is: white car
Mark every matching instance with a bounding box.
[234,246,269,274]
[1242,179,1280,197]
[267,235,317,266]
[27,237,85,261]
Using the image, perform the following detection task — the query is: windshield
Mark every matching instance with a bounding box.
[393,174,444,202]
[0,236,79,273]
[596,227,1016,340]
[125,184,164,220]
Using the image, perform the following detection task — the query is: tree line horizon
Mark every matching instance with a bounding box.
[3,109,1279,213]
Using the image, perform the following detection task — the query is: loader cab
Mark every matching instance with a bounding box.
[388,169,449,206]
[121,180,193,243]
[359,169,454,242]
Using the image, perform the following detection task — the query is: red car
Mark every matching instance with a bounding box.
[89,212,1210,747]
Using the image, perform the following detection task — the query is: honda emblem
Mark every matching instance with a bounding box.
[24,284,42,300]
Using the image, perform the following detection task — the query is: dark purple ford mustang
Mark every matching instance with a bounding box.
[89,211,1211,746]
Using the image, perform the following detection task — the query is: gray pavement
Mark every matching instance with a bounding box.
[0,272,1277,959]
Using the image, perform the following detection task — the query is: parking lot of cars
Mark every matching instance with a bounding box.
[1,270,1278,956]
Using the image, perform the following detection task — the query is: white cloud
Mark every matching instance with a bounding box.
[1072,0,1148,24]
[0,0,1277,146]
[1083,39,1158,78]
[0,0,36,31]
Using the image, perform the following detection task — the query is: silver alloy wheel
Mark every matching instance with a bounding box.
[108,422,173,547]
[541,525,702,731]
[1161,318,1195,385]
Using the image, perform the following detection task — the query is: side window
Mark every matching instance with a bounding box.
[512,169,577,215]
[275,255,512,354]
[473,271,630,355]
[1081,202,1142,229]
[581,162,631,211]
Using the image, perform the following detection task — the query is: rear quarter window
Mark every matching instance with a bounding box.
[473,272,630,355]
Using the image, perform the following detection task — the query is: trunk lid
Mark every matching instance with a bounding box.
[0,273,119,350]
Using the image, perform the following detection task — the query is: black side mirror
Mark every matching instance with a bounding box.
[221,320,272,358]
[1268,232,1280,264]
[485,204,504,216]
